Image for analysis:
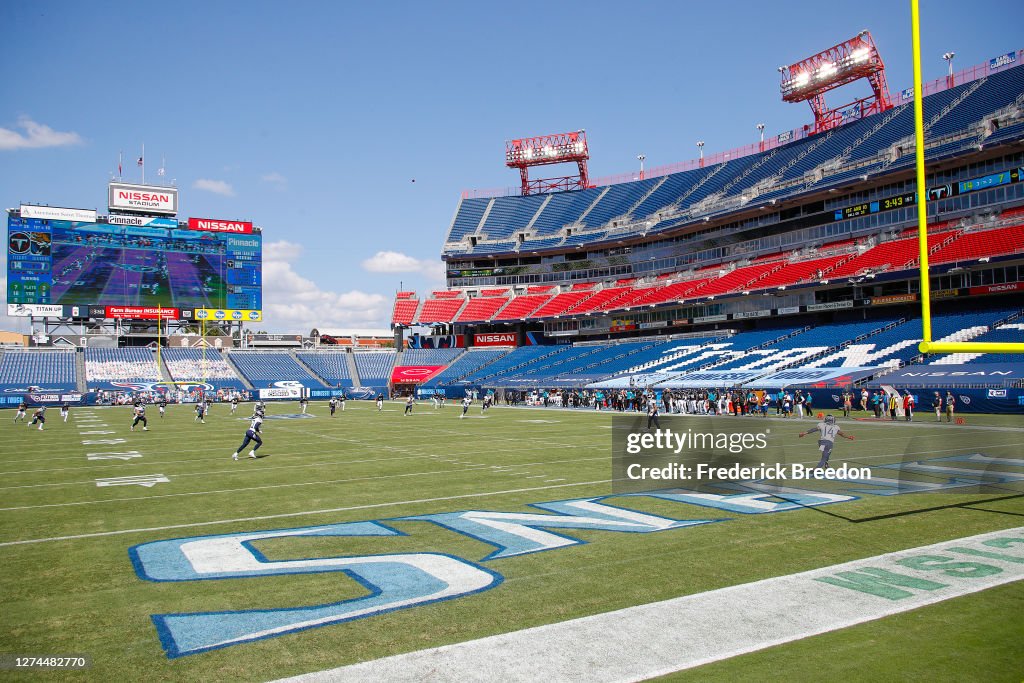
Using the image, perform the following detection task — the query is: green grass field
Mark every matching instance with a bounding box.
[0,400,1021,682]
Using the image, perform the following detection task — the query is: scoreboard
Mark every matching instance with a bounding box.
[7,211,262,318]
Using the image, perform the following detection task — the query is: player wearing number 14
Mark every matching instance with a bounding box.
[798,414,854,470]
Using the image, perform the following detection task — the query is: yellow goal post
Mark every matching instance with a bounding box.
[911,0,1024,355]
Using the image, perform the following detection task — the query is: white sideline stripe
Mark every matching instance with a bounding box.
[0,479,611,547]
[274,527,1024,683]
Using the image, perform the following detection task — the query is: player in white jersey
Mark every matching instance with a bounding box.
[29,405,47,430]
[130,403,149,431]
[14,402,27,423]
[460,396,471,418]
[798,414,854,469]
[231,414,264,460]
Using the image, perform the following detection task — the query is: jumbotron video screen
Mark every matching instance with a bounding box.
[7,214,262,313]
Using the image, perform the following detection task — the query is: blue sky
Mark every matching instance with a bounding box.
[1,0,1021,333]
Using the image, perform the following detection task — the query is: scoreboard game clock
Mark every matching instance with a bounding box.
[833,168,1023,222]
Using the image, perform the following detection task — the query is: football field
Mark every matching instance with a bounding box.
[0,400,1022,682]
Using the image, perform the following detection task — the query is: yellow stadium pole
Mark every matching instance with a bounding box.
[910,0,933,353]
[156,304,163,381]
[912,0,1024,355]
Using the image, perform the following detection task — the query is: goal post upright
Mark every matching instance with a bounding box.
[911,0,1024,355]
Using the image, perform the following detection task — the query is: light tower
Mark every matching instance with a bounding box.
[637,154,646,180]
[943,51,956,87]
[505,130,589,195]
[756,123,765,151]
[778,31,892,134]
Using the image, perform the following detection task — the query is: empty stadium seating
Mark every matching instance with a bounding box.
[398,348,463,366]
[422,348,511,388]
[352,351,396,384]
[444,63,1024,261]
[455,296,509,323]
[0,350,78,391]
[228,351,326,388]
[492,294,552,321]
[418,296,466,324]
[392,294,420,326]
[164,348,246,389]
[295,352,354,387]
[84,347,160,387]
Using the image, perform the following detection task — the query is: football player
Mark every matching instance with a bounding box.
[798,414,854,470]
[28,405,46,431]
[130,402,149,432]
[231,413,264,460]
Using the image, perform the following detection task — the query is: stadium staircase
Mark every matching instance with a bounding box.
[156,349,174,386]
[346,351,362,386]
[576,187,611,226]
[472,346,570,384]
[766,319,906,374]
[805,104,910,190]
[75,349,87,393]
[440,349,512,386]
[291,351,333,386]
[222,353,255,390]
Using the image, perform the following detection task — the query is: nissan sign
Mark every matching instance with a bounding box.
[474,333,517,347]
[187,217,254,234]
[108,182,178,215]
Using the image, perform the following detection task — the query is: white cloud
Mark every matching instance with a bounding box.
[362,250,444,283]
[260,240,389,332]
[0,116,83,150]
[193,178,235,196]
[261,172,287,187]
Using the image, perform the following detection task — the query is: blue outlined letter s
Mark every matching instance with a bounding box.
[129,521,501,658]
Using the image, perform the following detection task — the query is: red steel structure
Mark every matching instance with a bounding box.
[779,31,892,134]
[505,130,590,195]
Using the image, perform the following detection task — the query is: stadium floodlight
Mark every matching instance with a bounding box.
[943,51,956,86]
[779,31,892,133]
[697,141,705,167]
[910,2,1021,355]
[505,130,589,195]
[637,154,646,180]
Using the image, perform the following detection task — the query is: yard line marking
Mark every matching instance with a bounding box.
[272,527,1024,683]
[87,452,143,461]
[0,479,612,547]
[80,430,115,435]
[95,474,169,488]
[0,453,607,496]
